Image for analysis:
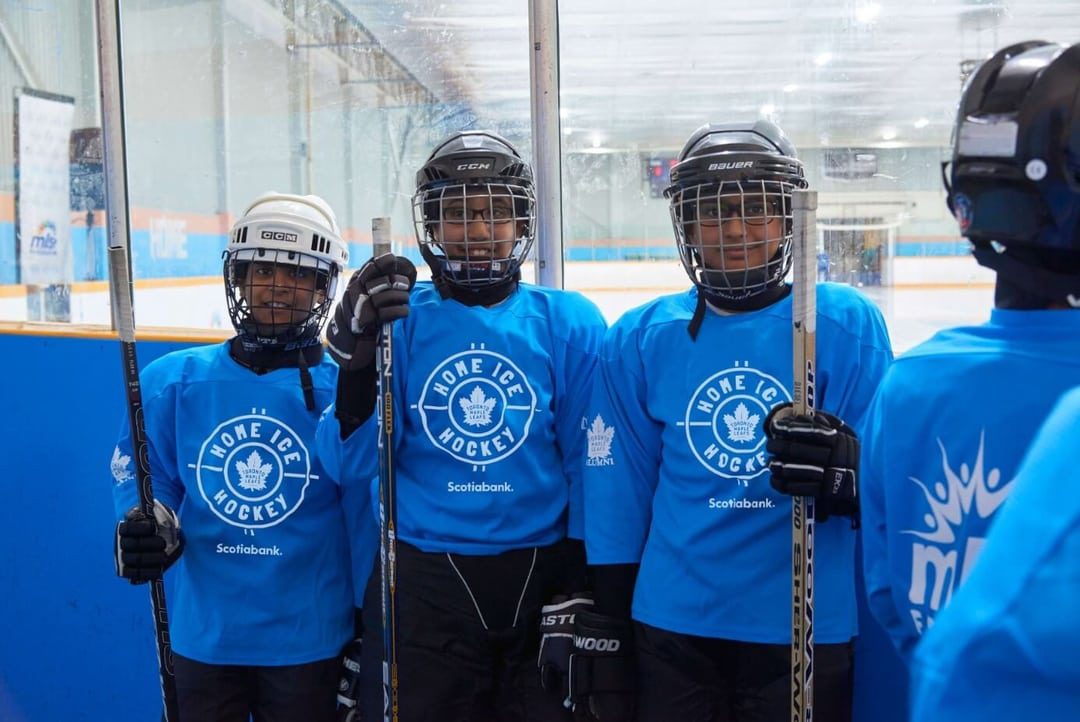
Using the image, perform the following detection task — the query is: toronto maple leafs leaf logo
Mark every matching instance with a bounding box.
[723,403,760,443]
[111,446,134,484]
[459,385,497,427]
[586,415,616,464]
[235,450,273,492]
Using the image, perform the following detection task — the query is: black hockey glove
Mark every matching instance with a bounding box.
[538,592,595,707]
[326,253,416,372]
[336,609,364,721]
[567,610,636,722]
[764,402,860,523]
[114,500,184,584]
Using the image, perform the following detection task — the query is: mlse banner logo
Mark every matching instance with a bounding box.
[29,221,59,255]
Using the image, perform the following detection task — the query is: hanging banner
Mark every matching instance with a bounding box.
[16,89,76,285]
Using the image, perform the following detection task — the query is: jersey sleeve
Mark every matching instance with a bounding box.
[582,322,662,565]
[858,379,917,660]
[821,291,893,433]
[315,403,378,491]
[109,377,185,519]
[552,296,608,540]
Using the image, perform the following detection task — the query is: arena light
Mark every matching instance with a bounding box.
[855,2,882,24]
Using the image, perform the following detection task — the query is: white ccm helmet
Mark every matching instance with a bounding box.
[223,192,349,349]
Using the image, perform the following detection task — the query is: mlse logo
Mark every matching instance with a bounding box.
[456,161,492,171]
[708,161,754,171]
[260,230,298,243]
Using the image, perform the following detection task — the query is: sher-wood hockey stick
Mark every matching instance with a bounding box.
[95,1,178,719]
[790,188,817,722]
[372,218,400,722]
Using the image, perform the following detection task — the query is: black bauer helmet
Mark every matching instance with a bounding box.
[945,40,1080,306]
[664,120,807,303]
[411,131,536,293]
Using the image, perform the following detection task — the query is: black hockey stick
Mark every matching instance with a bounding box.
[95,1,178,719]
[790,188,818,722]
[372,218,400,722]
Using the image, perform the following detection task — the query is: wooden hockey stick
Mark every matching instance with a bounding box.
[95,1,178,719]
[790,188,818,722]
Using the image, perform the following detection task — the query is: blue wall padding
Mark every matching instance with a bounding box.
[0,333,197,722]
[0,331,909,722]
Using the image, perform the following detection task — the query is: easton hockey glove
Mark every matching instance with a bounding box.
[538,593,595,707]
[326,253,416,372]
[567,610,636,721]
[765,402,860,523]
[114,499,184,583]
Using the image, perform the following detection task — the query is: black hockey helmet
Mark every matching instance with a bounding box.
[945,40,1080,306]
[411,131,536,292]
[664,120,807,302]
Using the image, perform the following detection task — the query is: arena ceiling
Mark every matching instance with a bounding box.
[342,0,1080,151]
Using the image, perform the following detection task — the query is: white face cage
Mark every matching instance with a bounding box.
[223,247,339,349]
[669,178,796,300]
[412,182,536,288]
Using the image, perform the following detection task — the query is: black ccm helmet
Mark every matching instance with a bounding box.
[664,120,807,303]
[412,131,536,293]
[945,40,1080,306]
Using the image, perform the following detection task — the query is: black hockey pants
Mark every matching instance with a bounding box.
[172,652,339,722]
[634,621,853,722]
[360,538,584,722]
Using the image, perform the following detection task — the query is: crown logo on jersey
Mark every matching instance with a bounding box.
[586,415,615,465]
[459,385,497,427]
[111,446,134,484]
[723,403,760,443]
[236,450,273,492]
[904,433,1014,544]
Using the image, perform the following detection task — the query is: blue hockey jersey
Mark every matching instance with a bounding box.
[583,284,892,643]
[316,281,606,555]
[110,342,355,665]
[910,386,1080,720]
[861,309,1080,661]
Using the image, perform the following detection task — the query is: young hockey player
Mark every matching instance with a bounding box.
[317,130,607,722]
[859,40,1080,665]
[111,192,359,722]
[572,120,892,721]
[910,386,1080,721]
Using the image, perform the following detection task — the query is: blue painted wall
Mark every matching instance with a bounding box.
[0,330,908,722]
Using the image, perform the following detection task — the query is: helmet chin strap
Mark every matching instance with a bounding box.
[433,268,521,307]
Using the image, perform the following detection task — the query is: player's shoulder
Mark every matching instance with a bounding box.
[815,282,890,346]
[516,282,606,323]
[409,280,443,307]
[605,289,695,344]
[816,282,883,319]
[142,340,230,389]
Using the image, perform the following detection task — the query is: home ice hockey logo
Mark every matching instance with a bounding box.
[111,446,134,484]
[585,415,615,467]
[192,410,313,529]
[679,363,789,482]
[416,344,537,469]
[903,432,1014,635]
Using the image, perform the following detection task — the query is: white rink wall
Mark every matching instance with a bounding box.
[0,258,994,353]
